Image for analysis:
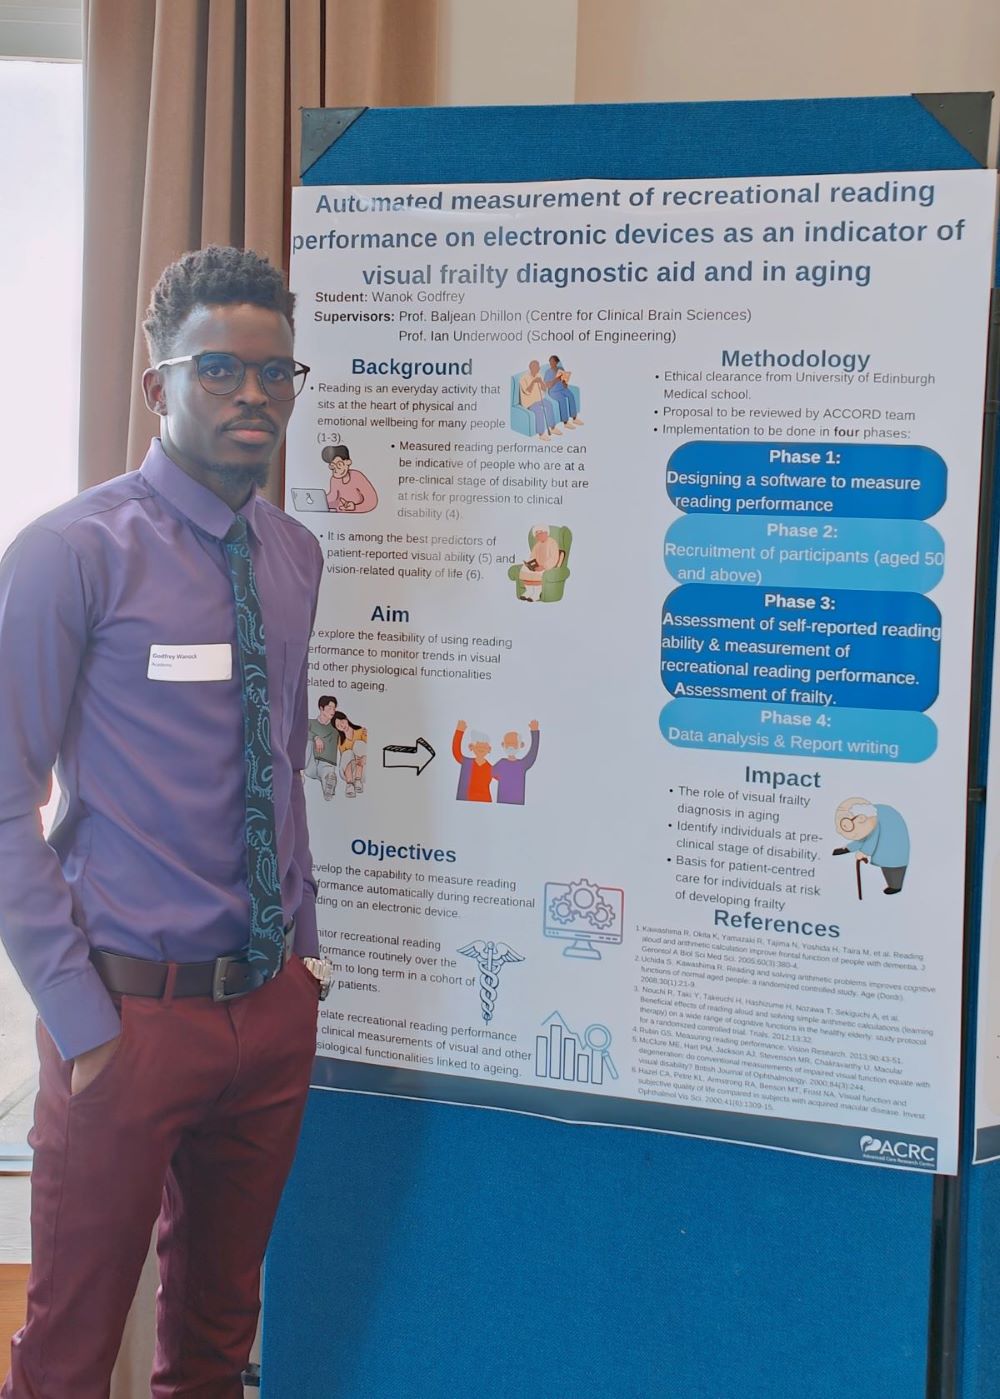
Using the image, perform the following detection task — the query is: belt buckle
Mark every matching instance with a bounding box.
[211,930,294,1002]
[212,955,259,1002]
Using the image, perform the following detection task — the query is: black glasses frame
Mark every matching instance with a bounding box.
[154,352,311,401]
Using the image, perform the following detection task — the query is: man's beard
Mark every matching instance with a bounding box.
[208,461,270,490]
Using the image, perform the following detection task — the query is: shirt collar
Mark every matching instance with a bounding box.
[139,438,260,540]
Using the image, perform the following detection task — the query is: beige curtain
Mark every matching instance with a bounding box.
[81,0,439,501]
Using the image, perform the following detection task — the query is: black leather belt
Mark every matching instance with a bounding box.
[90,926,295,1003]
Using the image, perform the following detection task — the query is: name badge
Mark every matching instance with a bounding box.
[147,644,233,682]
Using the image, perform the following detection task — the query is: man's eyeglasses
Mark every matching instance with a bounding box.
[154,352,311,402]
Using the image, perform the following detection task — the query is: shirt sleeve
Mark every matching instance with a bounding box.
[287,544,323,959]
[0,526,122,1060]
[523,728,540,770]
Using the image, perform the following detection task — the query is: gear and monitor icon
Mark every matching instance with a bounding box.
[543,878,625,959]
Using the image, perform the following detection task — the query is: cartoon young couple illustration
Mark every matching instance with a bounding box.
[305,694,368,799]
[452,720,540,805]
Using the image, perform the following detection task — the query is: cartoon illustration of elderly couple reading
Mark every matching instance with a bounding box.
[305,694,368,799]
[453,720,540,805]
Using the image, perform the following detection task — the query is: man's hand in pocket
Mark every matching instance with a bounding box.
[71,1035,120,1096]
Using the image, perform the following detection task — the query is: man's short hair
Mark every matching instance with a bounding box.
[318,695,337,712]
[321,445,351,463]
[143,245,295,362]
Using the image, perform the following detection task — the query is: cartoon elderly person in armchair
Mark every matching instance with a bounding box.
[517,524,564,603]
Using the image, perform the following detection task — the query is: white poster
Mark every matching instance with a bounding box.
[288,170,996,1172]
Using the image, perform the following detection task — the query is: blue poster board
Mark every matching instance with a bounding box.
[956,237,1000,1399]
[263,97,994,1399]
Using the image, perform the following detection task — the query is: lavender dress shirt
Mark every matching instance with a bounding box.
[0,440,323,1061]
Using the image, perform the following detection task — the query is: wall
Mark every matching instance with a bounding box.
[436,0,578,106]
[438,0,1000,158]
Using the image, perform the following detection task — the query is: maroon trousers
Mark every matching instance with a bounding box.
[3,956,319,1399]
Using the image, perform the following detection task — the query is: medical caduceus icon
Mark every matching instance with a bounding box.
[457,940,524,1023]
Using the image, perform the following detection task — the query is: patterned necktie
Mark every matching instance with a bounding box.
[224,515,286,982]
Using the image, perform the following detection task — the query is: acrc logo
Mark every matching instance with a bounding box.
[859,1134,936,1166]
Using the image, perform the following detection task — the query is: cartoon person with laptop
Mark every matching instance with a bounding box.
[291,444,379,514]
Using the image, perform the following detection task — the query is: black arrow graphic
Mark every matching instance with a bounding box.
[382,737,436,775]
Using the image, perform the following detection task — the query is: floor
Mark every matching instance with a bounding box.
[0,1266,29,1367]
[0,1251,258,1397]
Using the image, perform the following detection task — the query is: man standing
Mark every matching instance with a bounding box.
[0,246,328,1397]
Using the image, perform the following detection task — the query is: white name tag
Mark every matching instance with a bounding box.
[147,644,233,682]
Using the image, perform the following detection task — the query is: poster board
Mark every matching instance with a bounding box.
[974,559,1000,1164]
[288,167,994,1174]
[962,263,1000,1399]
[264,97,996,1399]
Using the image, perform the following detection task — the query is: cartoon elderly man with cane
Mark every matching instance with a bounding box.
[833,798,910,896]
